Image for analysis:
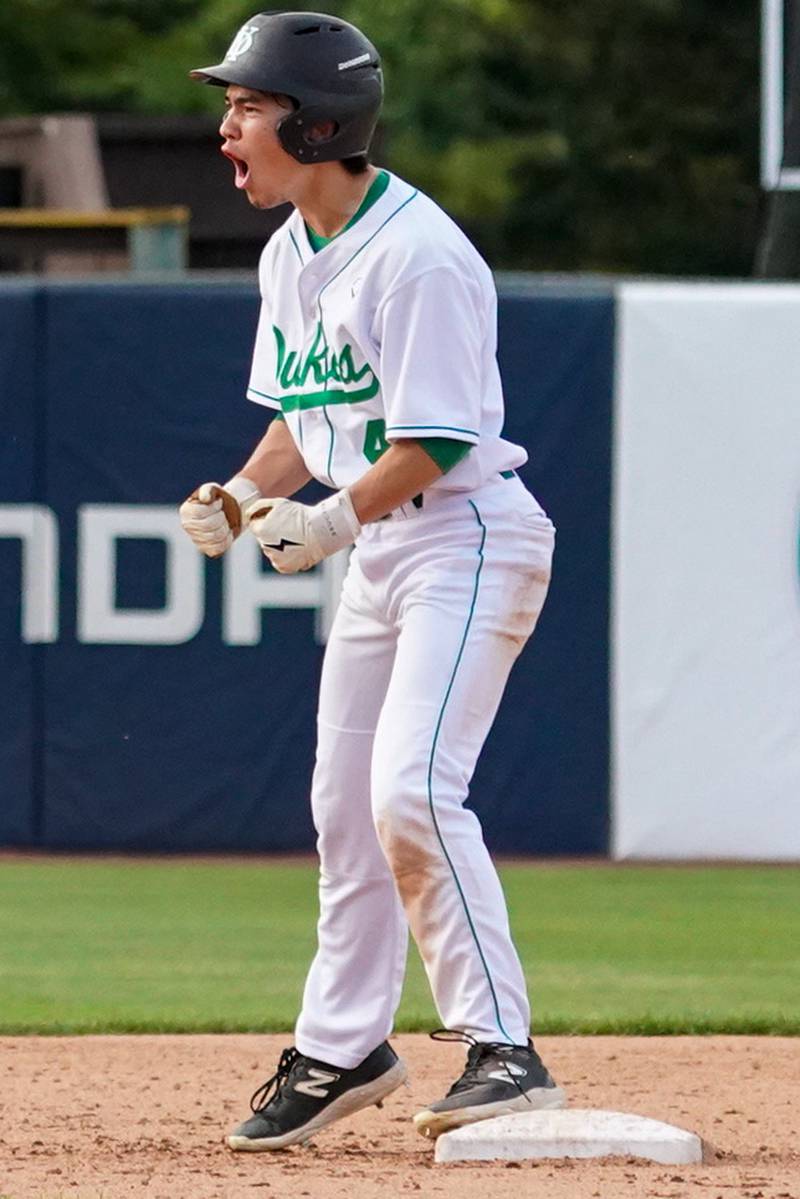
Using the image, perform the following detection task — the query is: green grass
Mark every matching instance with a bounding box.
[0,859,798,1034]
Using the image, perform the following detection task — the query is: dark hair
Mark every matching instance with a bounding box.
[339,154,370,175]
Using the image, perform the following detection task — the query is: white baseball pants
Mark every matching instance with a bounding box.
[294,477,555,1069]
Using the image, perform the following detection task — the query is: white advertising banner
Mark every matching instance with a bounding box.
[613,283,800,859]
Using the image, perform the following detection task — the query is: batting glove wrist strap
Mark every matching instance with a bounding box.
[223,475,262,513]
[308,489,362,557]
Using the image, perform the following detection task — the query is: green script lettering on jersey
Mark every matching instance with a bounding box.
[273,323,380,411]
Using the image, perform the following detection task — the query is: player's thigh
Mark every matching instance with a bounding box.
[313,564,397,872]
[316,574,397,736]
[370,513,553,824]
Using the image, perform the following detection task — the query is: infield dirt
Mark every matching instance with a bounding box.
[1,1034,798,1199]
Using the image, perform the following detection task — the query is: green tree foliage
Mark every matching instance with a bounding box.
[342,0,760,273]
[0,0,761,273]
[0,0,252,115]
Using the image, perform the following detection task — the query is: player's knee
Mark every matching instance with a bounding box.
[313,817,349,865]
[370,764,429,846]
[371,781,453,903]
[311,776,375,873]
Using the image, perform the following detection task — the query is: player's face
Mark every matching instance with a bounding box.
[219,87,299,209]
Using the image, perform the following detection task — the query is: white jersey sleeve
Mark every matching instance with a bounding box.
[373,266,484,445]
[246,303,281,411]
[246,240,282,411]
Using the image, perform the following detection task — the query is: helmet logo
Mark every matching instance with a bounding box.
[226,23,259,62]
[338,52,371,71]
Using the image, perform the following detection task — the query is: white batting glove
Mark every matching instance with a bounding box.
[246,490,362,574]
[179,475,261,558]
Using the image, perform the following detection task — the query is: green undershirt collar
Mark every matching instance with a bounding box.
[305,169,390,253]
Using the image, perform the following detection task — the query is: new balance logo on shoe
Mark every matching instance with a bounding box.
[487,1063,528,1082]
[294,1068,341,1098]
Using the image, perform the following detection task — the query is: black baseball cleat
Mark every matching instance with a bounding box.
[226,1040,407,1151]
[413,1031,566,1139]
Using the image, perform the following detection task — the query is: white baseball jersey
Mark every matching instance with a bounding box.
[246,171,528,490]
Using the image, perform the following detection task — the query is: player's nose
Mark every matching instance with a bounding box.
[219,108,238,139]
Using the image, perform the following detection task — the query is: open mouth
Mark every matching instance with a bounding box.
[221,148,251,190]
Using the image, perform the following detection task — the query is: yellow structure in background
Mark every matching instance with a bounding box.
[0,206,190,272]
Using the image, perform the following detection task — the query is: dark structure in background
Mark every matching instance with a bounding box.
[757,0,800,276]
[98,116,288,268]
[0,114,290,270]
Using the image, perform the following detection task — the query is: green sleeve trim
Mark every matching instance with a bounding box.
[272,411,285,421]
[418,437,473,473]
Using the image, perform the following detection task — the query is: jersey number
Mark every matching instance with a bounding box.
[363,419,389,464]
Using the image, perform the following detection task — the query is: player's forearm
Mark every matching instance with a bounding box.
[238,416,312,497]
[349,440,444,524]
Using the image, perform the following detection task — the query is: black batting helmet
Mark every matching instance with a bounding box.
[190,11,383,164]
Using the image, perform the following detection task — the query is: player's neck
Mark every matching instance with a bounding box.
[291,163,380,240]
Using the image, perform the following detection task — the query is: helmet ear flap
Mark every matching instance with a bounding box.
[277,109,314,161]
[278,107,348,162]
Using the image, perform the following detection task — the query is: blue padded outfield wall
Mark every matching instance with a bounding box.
[0,280,613,854]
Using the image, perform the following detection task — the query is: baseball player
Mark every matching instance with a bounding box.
[181,11,565,1152]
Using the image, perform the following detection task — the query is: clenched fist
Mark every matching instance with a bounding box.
[179,476,260,558]
[247,489,362,573]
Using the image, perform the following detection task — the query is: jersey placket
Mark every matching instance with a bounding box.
[298,186,420,489]
[315,296,338,489]
[295,257,338,487]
